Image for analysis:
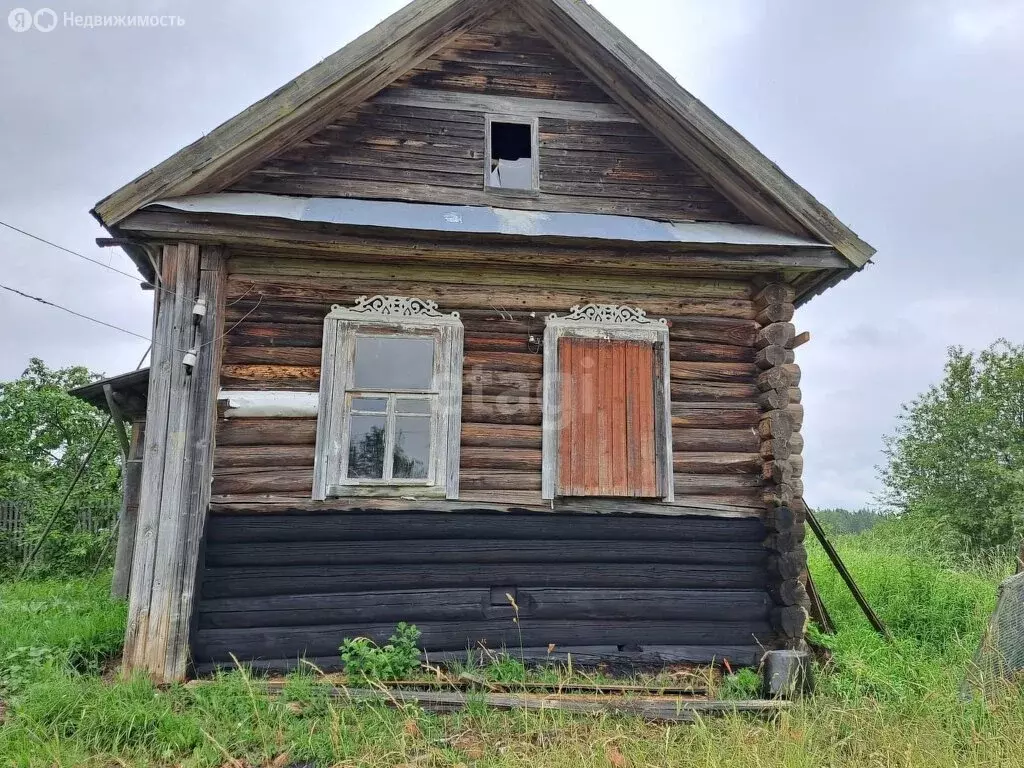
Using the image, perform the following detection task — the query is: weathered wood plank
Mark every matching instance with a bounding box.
[205,539,767,568]
[216,418,318,446]
[227,256,752,300]
[204,511,767,544]
[193,619,771,659]
[196,587,771,628]
[200,561,768,597]
[111,420,145,601]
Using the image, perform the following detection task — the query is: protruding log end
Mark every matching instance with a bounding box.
[760,437,791,460]
[758,410,793,441]
[753,283,796,308]
[755,322,796,350]
[757,367,791,392]
[755,345,796,370]
[767,505,799,533]
[763,484,795,507]
[763,460,794,485]
[771,606,810,639]
[768,549,809,581]
[756,303,795,326]
[787,403,805,429]
[757,388,791,411]
[769,578,809,607]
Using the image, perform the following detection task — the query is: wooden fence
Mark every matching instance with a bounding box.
[0,499,119,562]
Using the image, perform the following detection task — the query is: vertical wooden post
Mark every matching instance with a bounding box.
[123,242,225,682]
[168,246,226,679]
[111,419,145,600]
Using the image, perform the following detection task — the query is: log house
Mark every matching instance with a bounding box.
[80,0,873,682]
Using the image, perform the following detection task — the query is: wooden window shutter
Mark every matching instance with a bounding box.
[557,337,659,497]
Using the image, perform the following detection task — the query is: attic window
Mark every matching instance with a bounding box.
[486,117,537,191]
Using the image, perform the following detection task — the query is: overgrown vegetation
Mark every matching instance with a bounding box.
[2,521,1021,767]
[0,359,122,576]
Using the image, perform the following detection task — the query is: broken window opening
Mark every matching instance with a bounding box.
[489,120,535,190]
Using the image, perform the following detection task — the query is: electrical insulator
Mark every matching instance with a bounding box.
[192,296,208,322]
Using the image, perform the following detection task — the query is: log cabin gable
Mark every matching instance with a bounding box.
[227,10,749,222]
[94,0,874,276]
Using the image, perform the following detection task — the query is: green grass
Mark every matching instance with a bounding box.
[1,532,1023,767]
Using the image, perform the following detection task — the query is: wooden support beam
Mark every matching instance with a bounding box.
[170,246,227,679]
[102,384,131,458]
[111,419,145,601]
[123,243,226,682]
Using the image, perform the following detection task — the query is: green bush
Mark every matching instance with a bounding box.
[340,622,422,681]
[720,668,761,699]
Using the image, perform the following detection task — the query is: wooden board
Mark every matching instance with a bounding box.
[557,338,659,497]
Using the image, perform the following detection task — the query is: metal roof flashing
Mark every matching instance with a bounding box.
[149,193,832,248]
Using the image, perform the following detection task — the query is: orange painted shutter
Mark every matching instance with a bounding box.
[557,337,659,497]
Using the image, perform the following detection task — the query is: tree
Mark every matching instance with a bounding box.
[0,359,122,573]
[879,340,1024,550]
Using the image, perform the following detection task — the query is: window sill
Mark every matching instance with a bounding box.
[484,186,541,199]
[326,484,447,500]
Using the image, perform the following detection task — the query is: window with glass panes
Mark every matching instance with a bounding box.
[312,298,464,501]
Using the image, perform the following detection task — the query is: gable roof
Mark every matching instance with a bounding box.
[92,0,873,268]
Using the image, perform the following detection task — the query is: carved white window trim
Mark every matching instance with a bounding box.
[541,304,674,502]
[313,296,464,501]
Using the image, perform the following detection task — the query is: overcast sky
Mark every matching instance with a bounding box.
[2,0,1022,509]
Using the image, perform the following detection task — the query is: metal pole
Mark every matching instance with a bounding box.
[806,506,893,642]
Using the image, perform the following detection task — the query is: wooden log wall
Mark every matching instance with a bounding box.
[752,282,811,648]
[229,9,748,223]
[192,510,773,671]
[212,249,770,515]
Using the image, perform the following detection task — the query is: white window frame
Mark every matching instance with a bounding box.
[484,114,540,194]
[541,304,674,502]
[313,296,464,501]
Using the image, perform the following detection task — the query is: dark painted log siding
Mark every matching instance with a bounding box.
[214,257,766,512]
[229,11,747,222]
[192,511,772,668]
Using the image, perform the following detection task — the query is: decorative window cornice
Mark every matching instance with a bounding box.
[547,303,667,326]
[328,295,460,320]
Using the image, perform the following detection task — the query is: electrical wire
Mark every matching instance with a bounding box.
[0,218,173,294]
[1,217,257,308]
[1,282,152,341]
[0,281,263,353]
